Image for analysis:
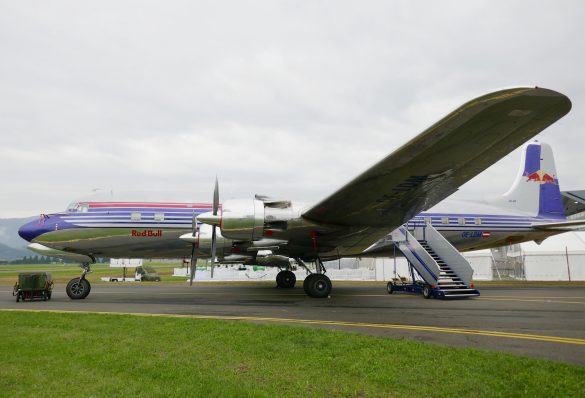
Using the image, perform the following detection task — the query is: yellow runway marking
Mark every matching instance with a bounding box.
[1,308,584,346]
[479,298,585,305]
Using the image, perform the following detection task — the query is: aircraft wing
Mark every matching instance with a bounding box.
[532,220,585,231]
[302,87,571,229]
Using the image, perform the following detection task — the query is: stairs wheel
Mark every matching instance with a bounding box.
[423,284,432,299]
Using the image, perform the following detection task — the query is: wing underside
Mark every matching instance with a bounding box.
[302,87,572,235]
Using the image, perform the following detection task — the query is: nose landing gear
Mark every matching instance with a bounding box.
[66,262,92,300]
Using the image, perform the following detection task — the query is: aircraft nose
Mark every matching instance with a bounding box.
[18,219,43,242]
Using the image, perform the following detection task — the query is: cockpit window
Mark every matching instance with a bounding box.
[66,202,89,213]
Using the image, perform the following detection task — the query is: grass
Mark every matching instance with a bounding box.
[0,311,583,397]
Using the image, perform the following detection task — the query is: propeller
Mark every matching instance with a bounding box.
[210,177,219,278]
[189,215,199,286]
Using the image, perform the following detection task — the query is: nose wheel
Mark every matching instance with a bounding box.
[66,262,92,300]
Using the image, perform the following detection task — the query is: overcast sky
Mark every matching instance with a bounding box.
[1,1,584,218]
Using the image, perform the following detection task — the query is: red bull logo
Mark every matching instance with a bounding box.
[131,229,163,237]
[524,170,557,185]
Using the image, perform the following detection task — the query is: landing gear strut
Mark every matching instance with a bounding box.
[298,257,332,298]
[66,262,92,300]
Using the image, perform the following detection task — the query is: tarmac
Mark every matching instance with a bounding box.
[1,281,584,365]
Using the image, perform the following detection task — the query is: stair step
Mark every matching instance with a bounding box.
[442,293,481,298]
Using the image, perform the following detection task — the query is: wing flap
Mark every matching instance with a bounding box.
[302,87,571,228]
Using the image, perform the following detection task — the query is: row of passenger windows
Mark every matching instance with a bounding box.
[131,212,165,221]
[423,217,482,225]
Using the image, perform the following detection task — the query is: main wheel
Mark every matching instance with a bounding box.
[275,271,284,287]
[66,278,91,300]
[303,274,316,294]
[277,271,296,289]
[422,284,432,299]
[387,281,394,294]
[305,274,332,298]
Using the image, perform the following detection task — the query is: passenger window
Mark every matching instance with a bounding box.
[441,217,449,224]
[424,216,431,225]
[475,217,482,225]
[131,212,141,221]
[458,217,465,225]
[154,212,164,222]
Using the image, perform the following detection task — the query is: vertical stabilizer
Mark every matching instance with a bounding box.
[498,142,565,218]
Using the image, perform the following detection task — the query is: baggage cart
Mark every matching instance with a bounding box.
[13,272,53,302]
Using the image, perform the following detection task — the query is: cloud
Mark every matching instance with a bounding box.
[1,0,584,217]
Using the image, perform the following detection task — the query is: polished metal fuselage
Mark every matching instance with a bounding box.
[20,200,561,262]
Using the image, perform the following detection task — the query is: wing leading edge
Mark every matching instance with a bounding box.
[302,87,571,229]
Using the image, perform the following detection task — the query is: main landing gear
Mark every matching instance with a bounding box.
[296,257,332,298]
[276,269,296,289]
[66,262,92,300]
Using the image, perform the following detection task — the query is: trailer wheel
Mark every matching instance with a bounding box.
[423,285,432,299]
[387,282,394,294]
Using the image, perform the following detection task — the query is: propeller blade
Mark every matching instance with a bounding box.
[210,177,219,279]
[189,216,199,286]
[210,225,217,278]
[213,177,219,216]
[189,244,197,286]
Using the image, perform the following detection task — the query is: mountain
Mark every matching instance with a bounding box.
[0,242,29,261]
[0,217,35,260]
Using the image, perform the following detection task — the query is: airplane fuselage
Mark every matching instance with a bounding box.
[18,200,562,262]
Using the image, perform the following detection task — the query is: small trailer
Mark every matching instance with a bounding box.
[13,272,53,302]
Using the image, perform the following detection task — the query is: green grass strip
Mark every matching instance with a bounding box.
[0,311,583,397]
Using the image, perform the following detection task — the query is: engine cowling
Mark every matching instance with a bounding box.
[219,198,264,241]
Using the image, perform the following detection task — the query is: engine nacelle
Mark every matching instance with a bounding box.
[255,251,291,268]
[220,198,264,241]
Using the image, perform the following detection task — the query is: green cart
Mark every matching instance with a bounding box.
[13,272,53,302]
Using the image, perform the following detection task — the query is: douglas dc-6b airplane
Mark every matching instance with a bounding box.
[18,87,582,299]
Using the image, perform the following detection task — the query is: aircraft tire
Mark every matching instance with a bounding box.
[387,281,394,294]
[66,278,91,300]
[303,274,315,294]
[275,271,284,287]
[279,271,296,289]
[305,274,332,298]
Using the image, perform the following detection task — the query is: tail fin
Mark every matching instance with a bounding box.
[498,142,565,219]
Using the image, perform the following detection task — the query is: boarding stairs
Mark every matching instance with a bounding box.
[392,224,480,299]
